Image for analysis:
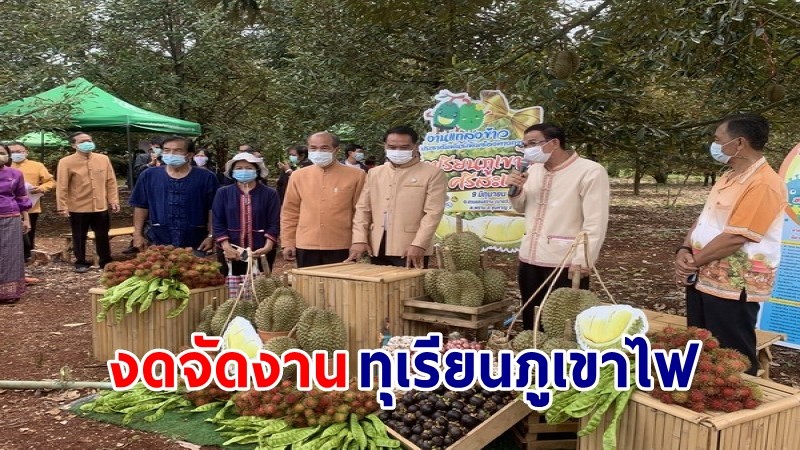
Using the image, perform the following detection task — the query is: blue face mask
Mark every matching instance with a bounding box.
[152,147,163,156]
[11,153,26,163]
[77,142,95,153]
[289,155,299,164]
[161,154,187,167]
[233,169,258,183]
[709,138,738,164]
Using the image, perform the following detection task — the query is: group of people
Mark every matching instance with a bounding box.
[0,114,787,379]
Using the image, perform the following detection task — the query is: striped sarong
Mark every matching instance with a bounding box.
[0,216,25,300]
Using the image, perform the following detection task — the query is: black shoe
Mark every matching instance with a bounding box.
[74,266,91,274]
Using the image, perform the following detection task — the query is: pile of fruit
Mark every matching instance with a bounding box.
[649,326,763,413]
[424,217,508,307]
[232,380,381,428]
[101,245,224,289]
[380,385,516,449]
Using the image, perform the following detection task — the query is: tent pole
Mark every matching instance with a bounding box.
[126,125,133,189]
[40,132,45,161]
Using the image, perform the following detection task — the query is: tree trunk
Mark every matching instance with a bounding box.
[633,164,644,195]
[653,170,668,184]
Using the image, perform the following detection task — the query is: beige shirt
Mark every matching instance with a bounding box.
[11,159,55,214]
[56,152,119,213]
[510,153,609,268]
[352,158,447,256]
[281,163,366,250]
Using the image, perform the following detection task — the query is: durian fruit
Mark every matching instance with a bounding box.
[511,330,545,352]
[540,337,579,354]
[766,83,786,103]
[437,269,485,307]
[210,299,257,336]
[195,303,217,335]
[262,336,300,380]
[296,307,347,354]
[540,288,602,336]
[254,276,284,303]
[441,215,483,273]
[424,269,446,303]
[479,268,506,303]
[550,50,580,79]
[254,287,307,332]
[574,305,649,351]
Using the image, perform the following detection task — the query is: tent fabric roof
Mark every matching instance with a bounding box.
[14,131,69,148]
[0,78,201,136]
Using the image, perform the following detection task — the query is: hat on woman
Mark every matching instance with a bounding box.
[224,152,269,180]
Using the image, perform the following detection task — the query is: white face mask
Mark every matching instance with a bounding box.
[709,139,739,164]
[522,145,552,164]
[308,151,334,167]
[386,149,414,165]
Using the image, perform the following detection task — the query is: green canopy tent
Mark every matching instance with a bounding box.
[0,78,201,186]
[12,131,69,160]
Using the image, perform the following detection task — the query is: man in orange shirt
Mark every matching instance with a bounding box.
[56,132,120,273]
[280,132,366,268]
[675,114,786,375]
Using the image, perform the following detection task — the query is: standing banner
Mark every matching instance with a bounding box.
[419,89,543,252]
[758,142,800,349]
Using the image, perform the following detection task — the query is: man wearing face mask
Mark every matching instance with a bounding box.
[276,145,311,203]
[56,132,120,273]
[129,136,219,252]
[8,141,55,262]
[674,114,785,375]
[348,125,446,268]
[133,136,165,185]
[281,132,366,268]
[343,143,368,172]
[506,123,610,331]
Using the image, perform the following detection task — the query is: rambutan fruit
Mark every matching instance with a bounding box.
[689,402,706,412]
[743,398,760,409]
[689,391,705,403]
[726,375,742,386]
[333,412,348,423]
[722,387,737,398]
[723,401,743,413]
[671,392,690,404]
[708,398,726,411]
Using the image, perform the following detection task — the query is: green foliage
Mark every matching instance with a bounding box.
[0,0,797,186]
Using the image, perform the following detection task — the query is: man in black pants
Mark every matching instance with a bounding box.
[507,124,610,330]
[675,114,785,376]
[56,132,120,273]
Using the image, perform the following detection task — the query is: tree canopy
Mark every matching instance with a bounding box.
[0,0,797,190]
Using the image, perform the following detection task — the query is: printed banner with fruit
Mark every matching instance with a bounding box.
[420,89,543,252]
[759,142,800,349]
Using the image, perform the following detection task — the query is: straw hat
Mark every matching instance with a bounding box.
[224,152,269,180]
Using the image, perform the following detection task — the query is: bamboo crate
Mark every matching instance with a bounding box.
[513,411,578,450]
[90,285,226,361]
[290,263,426,375]
[387,397,533,450]
[578,376,800,450]
[402,296,515,341]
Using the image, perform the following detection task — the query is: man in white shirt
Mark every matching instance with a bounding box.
[343,143,368,171]
[507,123,610,330]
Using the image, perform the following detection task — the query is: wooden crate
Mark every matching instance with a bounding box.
[402,296,515,341]
[578,376,800,450]
[90,285,226,361]
[387,397,533,450]
[290,263,425,374]
[513,411,578,450]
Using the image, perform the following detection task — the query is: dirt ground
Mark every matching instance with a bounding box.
[1,180,799,450]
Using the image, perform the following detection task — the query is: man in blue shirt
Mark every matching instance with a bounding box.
[130,136,219,251]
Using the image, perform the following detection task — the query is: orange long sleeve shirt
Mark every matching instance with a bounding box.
[280,163,366,250]
[11,159,55,214]
[56,152,119,213]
